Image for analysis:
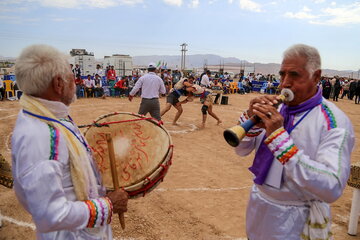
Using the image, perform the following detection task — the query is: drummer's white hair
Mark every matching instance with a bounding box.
[15,44,70,96]
[283,44,321,76]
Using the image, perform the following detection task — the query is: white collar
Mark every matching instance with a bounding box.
[34,97,70,119]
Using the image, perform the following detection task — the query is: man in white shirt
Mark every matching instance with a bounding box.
[94,64,104,77]
[200,70,211,88]
[235,44,354,240]
[84,75,95,97]
[12,44,128,239]
[128,63,166,121]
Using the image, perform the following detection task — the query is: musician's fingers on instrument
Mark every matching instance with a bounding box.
[253,104,275,119]
[263,95,280,105]
[252,105,268,119]
[253,109,267,120]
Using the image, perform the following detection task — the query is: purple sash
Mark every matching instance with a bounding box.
[249,88,323,185]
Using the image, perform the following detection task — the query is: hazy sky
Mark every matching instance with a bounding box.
[0,0,359,70]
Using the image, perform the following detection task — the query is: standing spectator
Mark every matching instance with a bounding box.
[161,69,171,94]
[75,74,84,98]
[341,80,350,99]
[105,66,110,79]
[322,77,331,99]
[355,80,360,104]
[200,70,211,88]
[128,63,166,121]
[172,69,181,85]
[70,64,74,77]
[349,79,357,100]
[107,66,116,96]
[94,64,104,78]
[329,77,336,99]
[332,78,341,102]
[127,75,135,97]
[73,64,81,77]
[166,70,173,91]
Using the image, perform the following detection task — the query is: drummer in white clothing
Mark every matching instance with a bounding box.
[12,44,128,239]
[235,44,354,240]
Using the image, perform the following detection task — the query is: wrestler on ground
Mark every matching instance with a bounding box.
[235,44,354,240]
[12,45,128,239]
[160,75,196,125]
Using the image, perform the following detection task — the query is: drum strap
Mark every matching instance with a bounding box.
[23,110,90,151]
[78,116,163,129]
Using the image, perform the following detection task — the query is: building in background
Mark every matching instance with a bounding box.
[104,54,133,77]
[69,49,96,76]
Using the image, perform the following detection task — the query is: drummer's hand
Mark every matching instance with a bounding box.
[106,189,129,213]
[252,103,284,136]
[128,95,133,102]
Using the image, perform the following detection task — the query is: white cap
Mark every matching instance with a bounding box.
[148,62,156,69]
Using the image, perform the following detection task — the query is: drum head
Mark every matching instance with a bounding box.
[84,112,172,191]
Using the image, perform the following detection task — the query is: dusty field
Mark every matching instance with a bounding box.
[0,93,359,240]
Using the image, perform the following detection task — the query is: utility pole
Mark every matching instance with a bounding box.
[203,59,208,72]
[219,60,224,75]
[180,43,188,71]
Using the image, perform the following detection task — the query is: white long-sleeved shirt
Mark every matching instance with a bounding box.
[200,74,211,87]
[85,79,95,88]
[129,72,166,98]
[12,98,112,239]
[94,69,104,77]
[235,98,354,240]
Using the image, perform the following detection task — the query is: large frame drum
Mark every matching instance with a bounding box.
[84,112,173,198]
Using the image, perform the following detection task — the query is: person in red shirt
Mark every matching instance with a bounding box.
[75,74,84,98]
[107,66,116,96]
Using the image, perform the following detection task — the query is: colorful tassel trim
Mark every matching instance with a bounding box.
[84,197,113,228]
[265,127,299,165]
[321,103,337,130]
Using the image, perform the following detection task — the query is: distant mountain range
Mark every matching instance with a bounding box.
[1,54,355,78]
[133,54,248,68]
[133,54,356,78]
[0,55,16,61]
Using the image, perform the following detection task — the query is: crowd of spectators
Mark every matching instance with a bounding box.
[1,64,360,106]
[320,76,360,104]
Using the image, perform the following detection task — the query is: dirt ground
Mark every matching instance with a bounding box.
[0,93,359,240]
